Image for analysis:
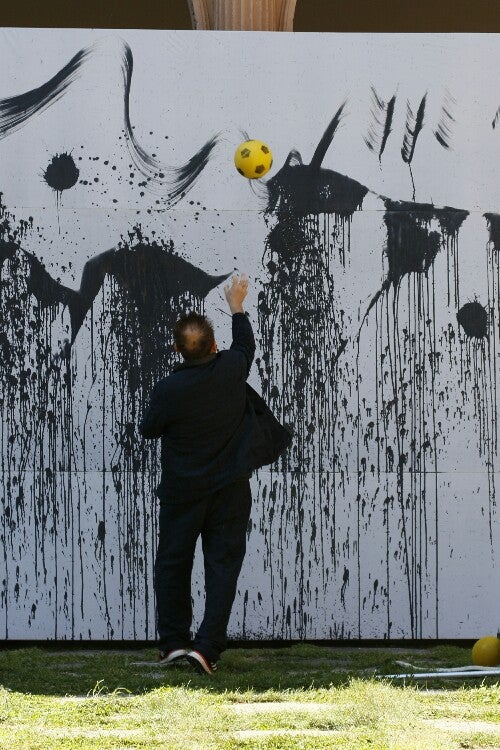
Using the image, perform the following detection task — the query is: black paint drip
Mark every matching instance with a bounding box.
[484,231,499,539]
[257,120,482,640]
[258,209,349,637]
[484,213,500,251]
[360,200,468,325]
[0,197,74,638]
[0,197,230,639]
[0,238,19,264]
[257,114,362,636]
[384,210,441,284]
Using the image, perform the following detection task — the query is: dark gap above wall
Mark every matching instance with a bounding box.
[3,0,500,32]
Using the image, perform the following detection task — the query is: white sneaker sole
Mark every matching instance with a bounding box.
[158,648,189,665]
[186,650,216,675]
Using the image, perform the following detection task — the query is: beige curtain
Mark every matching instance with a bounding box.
[187,0,297,30]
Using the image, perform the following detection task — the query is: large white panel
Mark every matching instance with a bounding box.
[0,29,499,640]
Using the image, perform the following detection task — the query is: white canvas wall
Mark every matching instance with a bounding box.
[0,29,498,640]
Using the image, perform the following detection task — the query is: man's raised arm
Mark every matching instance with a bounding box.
[225,274,255,378]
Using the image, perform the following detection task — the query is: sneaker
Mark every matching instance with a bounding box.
[157,648,189,665]
[186,649,217,675]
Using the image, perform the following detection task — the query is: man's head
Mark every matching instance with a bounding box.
[173,312,217,361]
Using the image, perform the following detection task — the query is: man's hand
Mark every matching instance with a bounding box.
[224,274,249,314]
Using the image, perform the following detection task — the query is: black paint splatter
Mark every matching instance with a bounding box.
[1,69,498,642]
[384,207,441,285]
[43,153,80,195]
[0,194,229,639]
[266,156,368,219]
[257,114,365,637]
[360,201,468,324]
[0,40,219,205]
[256,114,494,640]
[16,229,229,351]
[0,197,76,638]
[266,103,367,220]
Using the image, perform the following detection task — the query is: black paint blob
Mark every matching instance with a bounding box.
[266,106,368,219]
[43,153,79,193]
[0,239,19,264]
[21,232,230,352]
[267,160,368,218]
[457,301,488,339]
[384,210,441,285]
[435,206,469,236]
[382,200,468,287]
[484,212,500,251]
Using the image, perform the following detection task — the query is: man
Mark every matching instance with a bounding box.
[140,274,289,675]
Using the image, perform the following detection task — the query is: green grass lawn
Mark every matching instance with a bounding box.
[0,643,498,749]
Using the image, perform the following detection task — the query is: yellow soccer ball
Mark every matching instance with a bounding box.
[471,635,500,667]
[234,139,273,179]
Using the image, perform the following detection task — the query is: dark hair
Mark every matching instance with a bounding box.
[173,312,215,360]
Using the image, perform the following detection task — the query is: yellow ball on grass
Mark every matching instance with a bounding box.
[471,635,500,667]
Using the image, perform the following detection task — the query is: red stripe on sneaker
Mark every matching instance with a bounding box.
[188,650,215,675]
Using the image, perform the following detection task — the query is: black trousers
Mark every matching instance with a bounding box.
[155,477,252,662]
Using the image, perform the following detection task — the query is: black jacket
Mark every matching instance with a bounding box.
[140,313,290,502]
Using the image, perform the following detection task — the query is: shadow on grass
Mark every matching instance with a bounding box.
[0,643,495,697]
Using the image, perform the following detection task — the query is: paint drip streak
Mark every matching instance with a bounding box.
[258,205,348,637]
[0,199,228,638]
